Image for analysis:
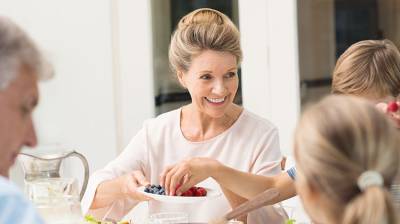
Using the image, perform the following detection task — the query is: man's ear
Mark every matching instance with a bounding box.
[176,70,186,88]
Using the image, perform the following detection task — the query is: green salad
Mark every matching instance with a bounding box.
[285,219,296,224]
[84,215,131,224]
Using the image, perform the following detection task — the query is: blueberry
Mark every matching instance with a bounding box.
[145,184,166,195]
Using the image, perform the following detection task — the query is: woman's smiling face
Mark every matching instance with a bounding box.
[177,50,239,118]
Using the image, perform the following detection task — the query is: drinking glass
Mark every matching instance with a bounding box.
[148,212,189,224]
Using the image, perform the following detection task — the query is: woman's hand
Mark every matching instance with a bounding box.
[159,157,220,196]
[118,170,152,201]
[91,170,151,209]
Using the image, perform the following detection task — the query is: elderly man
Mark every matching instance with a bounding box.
[0,16,51,223]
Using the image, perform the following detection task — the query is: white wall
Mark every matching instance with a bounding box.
[113,0,155,150]
[239,0,300,155]
[3,0,155,189]
[2,0,116,187]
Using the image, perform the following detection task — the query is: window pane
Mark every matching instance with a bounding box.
[298,0,400,107]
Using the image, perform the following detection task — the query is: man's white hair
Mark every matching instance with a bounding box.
[0,16,52,90]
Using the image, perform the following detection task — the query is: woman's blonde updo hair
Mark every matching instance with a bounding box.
[295,95,399,224]
[332,39,400,98]
[168,8,242,73]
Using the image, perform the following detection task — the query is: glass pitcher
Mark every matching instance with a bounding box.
[18,150,89,200]
[18,150,89,223]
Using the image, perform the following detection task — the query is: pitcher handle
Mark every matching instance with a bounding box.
[64,151,90,201]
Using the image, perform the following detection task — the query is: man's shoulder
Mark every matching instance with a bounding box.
[0,177,45,224]
[0,176,30,207]
[0,176,32,210]
[0,176,21,196]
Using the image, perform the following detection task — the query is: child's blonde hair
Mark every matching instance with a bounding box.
[295,95,399,224]
[332,39,400,99]
[168,8,242,74]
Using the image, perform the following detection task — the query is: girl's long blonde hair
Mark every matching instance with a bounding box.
[295,95,399,224]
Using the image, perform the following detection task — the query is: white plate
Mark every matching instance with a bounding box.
[136,186,221,204]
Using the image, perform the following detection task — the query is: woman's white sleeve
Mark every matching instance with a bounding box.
[81,126,149,220]
[248,128,287,224]
[250,127,282,176]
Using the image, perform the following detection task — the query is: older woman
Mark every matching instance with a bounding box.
[162,39,400,206]
[82,8,285,223]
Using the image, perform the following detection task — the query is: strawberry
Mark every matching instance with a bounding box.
[388,101,399,112]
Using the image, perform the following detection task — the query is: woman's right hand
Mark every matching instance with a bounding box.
[118,170,152,201]
[159,157,220,196]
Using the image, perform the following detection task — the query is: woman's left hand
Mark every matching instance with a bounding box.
[159,157,220,196]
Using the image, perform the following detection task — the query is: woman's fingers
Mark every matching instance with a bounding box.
[169,166,189,196]
[125,173,152,201]
[132,170,150,187]
[161,158,213,196]
[176,175,198,196]
[164,165,180,195]
[160,165,174,187]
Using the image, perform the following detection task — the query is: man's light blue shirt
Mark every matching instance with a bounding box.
[0,176,44,224]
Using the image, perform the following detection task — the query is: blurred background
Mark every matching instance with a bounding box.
[1,0,399,221]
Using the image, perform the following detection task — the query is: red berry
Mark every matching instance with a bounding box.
[196,187,207,196]
[194,189,203,196]
[189,187,197,194]
[388,101,399,112]
[181,189,193,197]
[194,189,202,197]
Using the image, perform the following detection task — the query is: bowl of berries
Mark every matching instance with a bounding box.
[137,184,220,204]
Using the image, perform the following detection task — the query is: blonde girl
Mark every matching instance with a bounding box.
[295,95,399,224]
